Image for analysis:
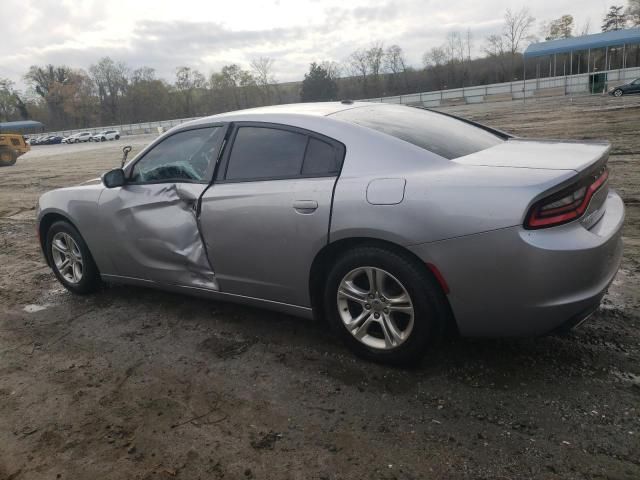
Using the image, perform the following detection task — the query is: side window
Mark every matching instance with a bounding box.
[226,127,307,181]
[302,137,339,175]
[131,127,221,183]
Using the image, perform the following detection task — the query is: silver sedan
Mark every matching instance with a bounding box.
[36,102,624,364]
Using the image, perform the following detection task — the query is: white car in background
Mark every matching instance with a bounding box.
[73,132,94,143]
[92,130,121,142]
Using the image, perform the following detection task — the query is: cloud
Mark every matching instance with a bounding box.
[1,0,611,90]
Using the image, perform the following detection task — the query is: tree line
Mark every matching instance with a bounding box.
[1,2,639,130]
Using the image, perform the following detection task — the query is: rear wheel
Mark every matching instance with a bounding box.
[0,149,17,166]
[46,220,101,294]
[324,246,449,365]
[613,89,623,97]
[115,134,120,140]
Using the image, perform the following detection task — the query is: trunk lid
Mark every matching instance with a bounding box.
[454,138,610,172]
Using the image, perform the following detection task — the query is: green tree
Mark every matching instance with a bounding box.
[301,62,339,101]
[602,6,627,31]
[24,64,74,127]
[0,79,20,121]
[89,57,129,123]
[175,66,206,116]
[545,15,574,40]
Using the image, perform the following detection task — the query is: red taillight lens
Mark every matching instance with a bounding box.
[525,168,608,229]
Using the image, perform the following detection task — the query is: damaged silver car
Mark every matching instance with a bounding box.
[37,102,624,364]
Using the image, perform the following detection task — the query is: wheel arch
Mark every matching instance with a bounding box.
[308,236,457,333]
[38,211,84,267]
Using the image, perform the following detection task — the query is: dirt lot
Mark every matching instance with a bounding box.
[1,95,639,480]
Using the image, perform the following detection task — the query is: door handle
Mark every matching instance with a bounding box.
[292,200,318,214]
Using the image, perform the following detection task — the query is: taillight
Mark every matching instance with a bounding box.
[525,168,608,229]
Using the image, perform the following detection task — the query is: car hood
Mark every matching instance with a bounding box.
[80,177,102,186]
[453,138,610,172]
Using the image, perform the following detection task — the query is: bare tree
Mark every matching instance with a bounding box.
[445,32,464,64]
[423,46,448,88]
[484,35,509,82]
[423,46,447,68]
[501,8,535,80]
[577,18,592,36]
[320,61,341,80]
[251,57,276,104]
[503,8,536,55]
[366,42,385,96]
[384,44,409,92]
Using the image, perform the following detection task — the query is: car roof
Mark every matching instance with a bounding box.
[184,101,380,125]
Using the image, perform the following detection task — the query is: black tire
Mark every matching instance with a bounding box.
[613,89,623,97]
[45,220,101,294]
[101,137,106,142]
[0,149,17,166]
[115,135,120,140]
[323,245,450,365]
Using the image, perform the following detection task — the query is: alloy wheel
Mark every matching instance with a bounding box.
[337,266,415,350]
[51,232,84,284]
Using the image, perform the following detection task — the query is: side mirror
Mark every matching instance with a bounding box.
[103,168,125,188]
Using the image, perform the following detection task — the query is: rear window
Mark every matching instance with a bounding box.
[332,105,503,159]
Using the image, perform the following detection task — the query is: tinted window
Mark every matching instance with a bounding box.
[226,127,307,181]
[302,137,338,175]
[332,105,503,159]
[131,127,221,183]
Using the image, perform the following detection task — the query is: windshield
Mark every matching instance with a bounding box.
[332,104,504,159]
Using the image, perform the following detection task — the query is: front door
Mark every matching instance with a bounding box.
[199,123,345,306]
[98,124,226,288]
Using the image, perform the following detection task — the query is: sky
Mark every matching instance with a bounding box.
[2,0,613,91]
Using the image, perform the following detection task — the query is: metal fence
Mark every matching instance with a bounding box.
[39,66,640,138]
[364,66,640,107]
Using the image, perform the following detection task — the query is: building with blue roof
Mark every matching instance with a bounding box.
[0,120,45,134]
[522,27,640,93]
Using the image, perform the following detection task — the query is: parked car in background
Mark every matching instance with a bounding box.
[92,130,121,142]
[43,135,63,145]
[36,102,624,364]
[609,78,640,97]
[72,132,94,143]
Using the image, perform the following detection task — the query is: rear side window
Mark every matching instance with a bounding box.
[302,138,339,175]
[225,126,342,182]
[332,105,503,159]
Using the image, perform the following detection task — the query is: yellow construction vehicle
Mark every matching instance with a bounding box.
[0,133,30,166]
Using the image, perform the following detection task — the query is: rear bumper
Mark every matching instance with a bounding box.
[408,191,625,337]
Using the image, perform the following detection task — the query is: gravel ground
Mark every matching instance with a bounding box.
[0,95,639,480]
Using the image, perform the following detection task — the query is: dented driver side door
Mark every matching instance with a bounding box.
[98,124,227,289]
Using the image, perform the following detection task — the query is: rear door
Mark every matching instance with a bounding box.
[98,124,227,288]
[199,123,345,306]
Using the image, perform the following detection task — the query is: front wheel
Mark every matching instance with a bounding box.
[324,246,449,365]
[0,149,17,166]
[613,89,623,97]
[46,220,101,294]
[115,135,120,140]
